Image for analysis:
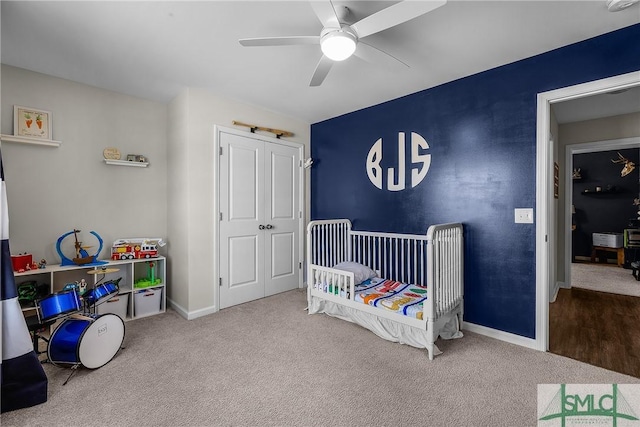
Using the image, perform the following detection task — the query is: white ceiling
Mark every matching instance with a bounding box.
[2,1,639,124]
[553,85,640,124]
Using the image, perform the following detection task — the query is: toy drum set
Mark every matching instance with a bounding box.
[34,267,125,384]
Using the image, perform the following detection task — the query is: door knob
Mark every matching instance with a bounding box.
[266,224,273,230]
[258,225,266,230]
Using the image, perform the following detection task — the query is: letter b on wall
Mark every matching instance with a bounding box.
[366,132,431,191]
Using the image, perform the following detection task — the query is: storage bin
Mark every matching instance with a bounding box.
[134,287,162,317]
[97,294,129,320]
[11,253,32,272]
[593,232,623,248]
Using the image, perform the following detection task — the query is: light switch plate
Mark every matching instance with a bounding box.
[515,208,534,224]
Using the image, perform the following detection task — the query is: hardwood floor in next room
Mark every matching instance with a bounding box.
[549,287,640,378]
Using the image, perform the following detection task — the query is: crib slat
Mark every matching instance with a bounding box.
[395,238,399,282]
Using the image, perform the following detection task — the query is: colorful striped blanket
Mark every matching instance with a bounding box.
[354,277,427,320]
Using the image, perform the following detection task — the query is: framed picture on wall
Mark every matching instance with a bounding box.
[13,106,52,139]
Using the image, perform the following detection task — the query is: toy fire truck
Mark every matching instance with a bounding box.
[111,238,165,260]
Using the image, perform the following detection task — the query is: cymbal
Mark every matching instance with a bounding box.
[87,267,120,275]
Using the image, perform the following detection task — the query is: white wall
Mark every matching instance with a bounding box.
[1,65,167,264]
[167,88,310,318]
[550,110,559,298]
[559,112,640,144]
[1,65,309,318]
[166,89,190,311]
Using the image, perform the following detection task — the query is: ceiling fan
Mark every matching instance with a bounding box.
[239,0,447,86]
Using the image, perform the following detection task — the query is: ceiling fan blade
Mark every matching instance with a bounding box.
[239,36,319,47]
[351,0,447,39]
[309,1,340,28]
[309,55,334,87]
[354,41,409,68]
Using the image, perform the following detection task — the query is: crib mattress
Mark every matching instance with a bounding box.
[354,278,427,320]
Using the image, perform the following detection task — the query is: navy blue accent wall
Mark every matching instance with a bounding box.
[310,24,640,339]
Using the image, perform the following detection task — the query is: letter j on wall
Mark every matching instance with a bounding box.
[366,132,431,191]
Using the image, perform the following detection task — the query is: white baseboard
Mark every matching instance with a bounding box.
[168,298,218,320]
[550,282,559,303]
[462,322,538,351]
[167,298,188,319]
[549,281,566,302]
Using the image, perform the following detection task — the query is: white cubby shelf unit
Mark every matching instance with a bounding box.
[15,256,166,321]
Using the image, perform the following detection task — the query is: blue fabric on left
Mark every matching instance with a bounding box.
[1,148,48,413]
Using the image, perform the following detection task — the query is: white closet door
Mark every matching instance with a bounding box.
[264,142,300,296]
[219,131,265,309]
[219,129,300,309]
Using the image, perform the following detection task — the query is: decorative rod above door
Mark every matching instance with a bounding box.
[232,120,294,139]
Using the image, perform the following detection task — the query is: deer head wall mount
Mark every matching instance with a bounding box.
[611,152,636,177]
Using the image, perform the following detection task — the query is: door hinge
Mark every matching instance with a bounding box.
[299,211,302,218]
[299,262,302,269]
[219,277,222,287]
[299,159,302,167]
[219,212,223,221]
[219,146,223,155]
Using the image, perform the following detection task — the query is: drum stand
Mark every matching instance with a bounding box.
[63,364,80,386]
[25,315,54,364]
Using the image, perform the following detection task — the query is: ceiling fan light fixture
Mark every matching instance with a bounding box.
[606,0,640,11]
[320,29,357,61]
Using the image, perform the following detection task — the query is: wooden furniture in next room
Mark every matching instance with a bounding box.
[591,245,624,267]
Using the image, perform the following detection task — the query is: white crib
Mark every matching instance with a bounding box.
[306,219,464,360]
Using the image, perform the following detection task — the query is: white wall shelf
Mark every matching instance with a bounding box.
[104,159,149,168]
[0,134,62,147]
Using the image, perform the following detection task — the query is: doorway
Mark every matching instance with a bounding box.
[535,70,640,352]
[564,139,640,293]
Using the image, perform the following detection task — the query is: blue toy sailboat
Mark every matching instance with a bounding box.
[56,229,107,267]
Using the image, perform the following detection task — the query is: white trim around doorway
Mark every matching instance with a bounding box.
[536,70,640,352]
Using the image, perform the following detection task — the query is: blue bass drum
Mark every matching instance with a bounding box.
[48,314,125,369]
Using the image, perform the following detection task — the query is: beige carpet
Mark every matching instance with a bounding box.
[2,289,638,427]
[571,262,640,297]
